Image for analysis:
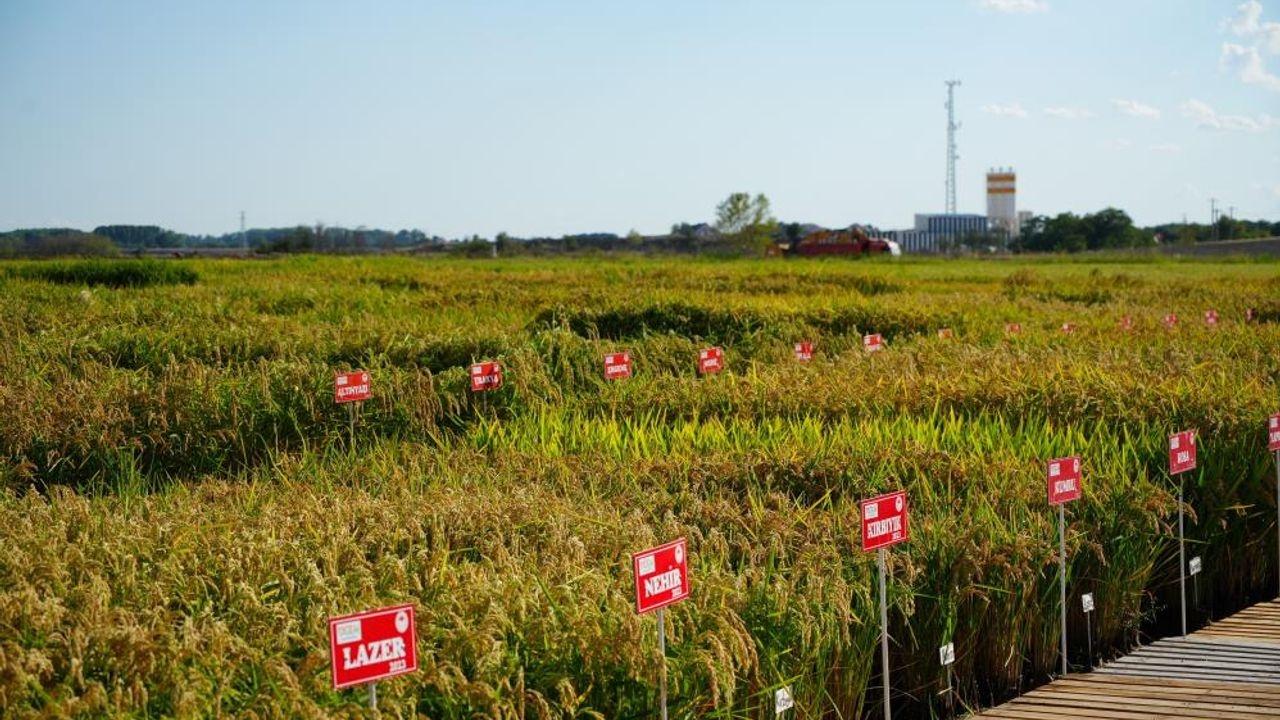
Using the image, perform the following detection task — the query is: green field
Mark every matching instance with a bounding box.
[1,255,1278,719]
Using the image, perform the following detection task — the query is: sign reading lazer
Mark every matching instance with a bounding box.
[861,490,909,552]
[1047,456,1082,505]
[334,371,371,404]
[632,538,689,615]
[329,604,418,690]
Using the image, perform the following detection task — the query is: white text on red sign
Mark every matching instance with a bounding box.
[861,490,909,552]
[334,372,371,404]
[603,352,632,380]
[863,334,883,352]
[632,538,690,614]
[1168,430,1197,475]
[1047,456,1082,504]
[1268,414,1280,453]
[794,342,813,362]
[329,604,418,689]
[469,362,503,392]
[698,347,724,375]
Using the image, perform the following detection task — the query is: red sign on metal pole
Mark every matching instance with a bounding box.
[603,352,632,380]
[1204,309,1219,326]
[794,342,813,362]
[632,538,689,615]
[863,333,884,352]
[1163,313,1178,329]
[335,371,372,404]
[469,361,503,392]
[1047,456,1082,504]
[1268,414,1280,452]
[329,604,418,690]
[861,491,909,552]
[1169,430,1197,475]
[698,347,724,375]
[1005,322,1022,335]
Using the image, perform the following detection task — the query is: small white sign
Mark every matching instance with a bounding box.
[1081,593,1095,613]
[1189,556,1202,576]
[939,642,955,666]
[775,686,794,715]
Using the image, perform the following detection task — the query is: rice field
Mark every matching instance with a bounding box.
[1,255,1278,719]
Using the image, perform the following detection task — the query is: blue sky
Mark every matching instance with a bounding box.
[1,0,1277,237]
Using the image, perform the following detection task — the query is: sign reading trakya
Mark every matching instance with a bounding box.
[1169,430,1197,475]
[632,538,689,614]
[469,361,503,392]
[861,490,909,552]
[863,333,884,352]
[603,352,632,381]
[334,371,372,404]
[794,342,813,362]
[698,347,724,375]
[329,604,418,690]
[1046,456,1083,505]
[1269,413,1280,452]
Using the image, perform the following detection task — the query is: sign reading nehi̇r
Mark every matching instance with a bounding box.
[632,538,689,615]
[329,604,418,690]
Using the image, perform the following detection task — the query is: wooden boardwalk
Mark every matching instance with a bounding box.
[970,599,1280,719]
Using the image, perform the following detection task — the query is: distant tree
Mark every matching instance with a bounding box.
[714,192,777,254]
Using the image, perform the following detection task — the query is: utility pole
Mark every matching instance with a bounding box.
[1210,199,1218,242]
[240,211,247,251]
[945,80,961,214]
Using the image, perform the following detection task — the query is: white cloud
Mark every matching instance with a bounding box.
[1221,43,1280,91]
[1180,98,1277,131]
[1043,106,1095,120]
[1105,138,1134,151]
[980,0,1049,13]
[1149,143,1182,153]
[1227,1,1280,53]
[981,102,1028,118]
[1112,99,1161,119]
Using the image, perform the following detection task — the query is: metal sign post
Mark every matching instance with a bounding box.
[939,642,955,718]
[1179,477,1186,636]
[369,681,377,710]
[1169,430,1197,637]
[861,491,908,720]
[657,608,668,720]
[1058,502,1068,677]
[1276,448,1280,597]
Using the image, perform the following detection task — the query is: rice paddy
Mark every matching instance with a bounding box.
[0,255,1277,719]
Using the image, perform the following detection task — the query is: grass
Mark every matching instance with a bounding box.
[0,254,1277,718]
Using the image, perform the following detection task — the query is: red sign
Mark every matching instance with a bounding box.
[469,361,503,392]
[603,352,632,380]
[334,371,371,404]
[698,347,724,375]
[1169,430,1197,475]
[632,538,689,614]
[861,491,909,552]
[1006,322,1022,335]
[794,342,813,362]
[1268,414,1280,452]
[863,333,884,352]
[1120,315,1133,331]
[1204,309,1219,326]
[1047,456,1082,504]
[329,604,418,690]
[1060,323,1075,334]
[938,328,954,339]
[1162,313,1178,329]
